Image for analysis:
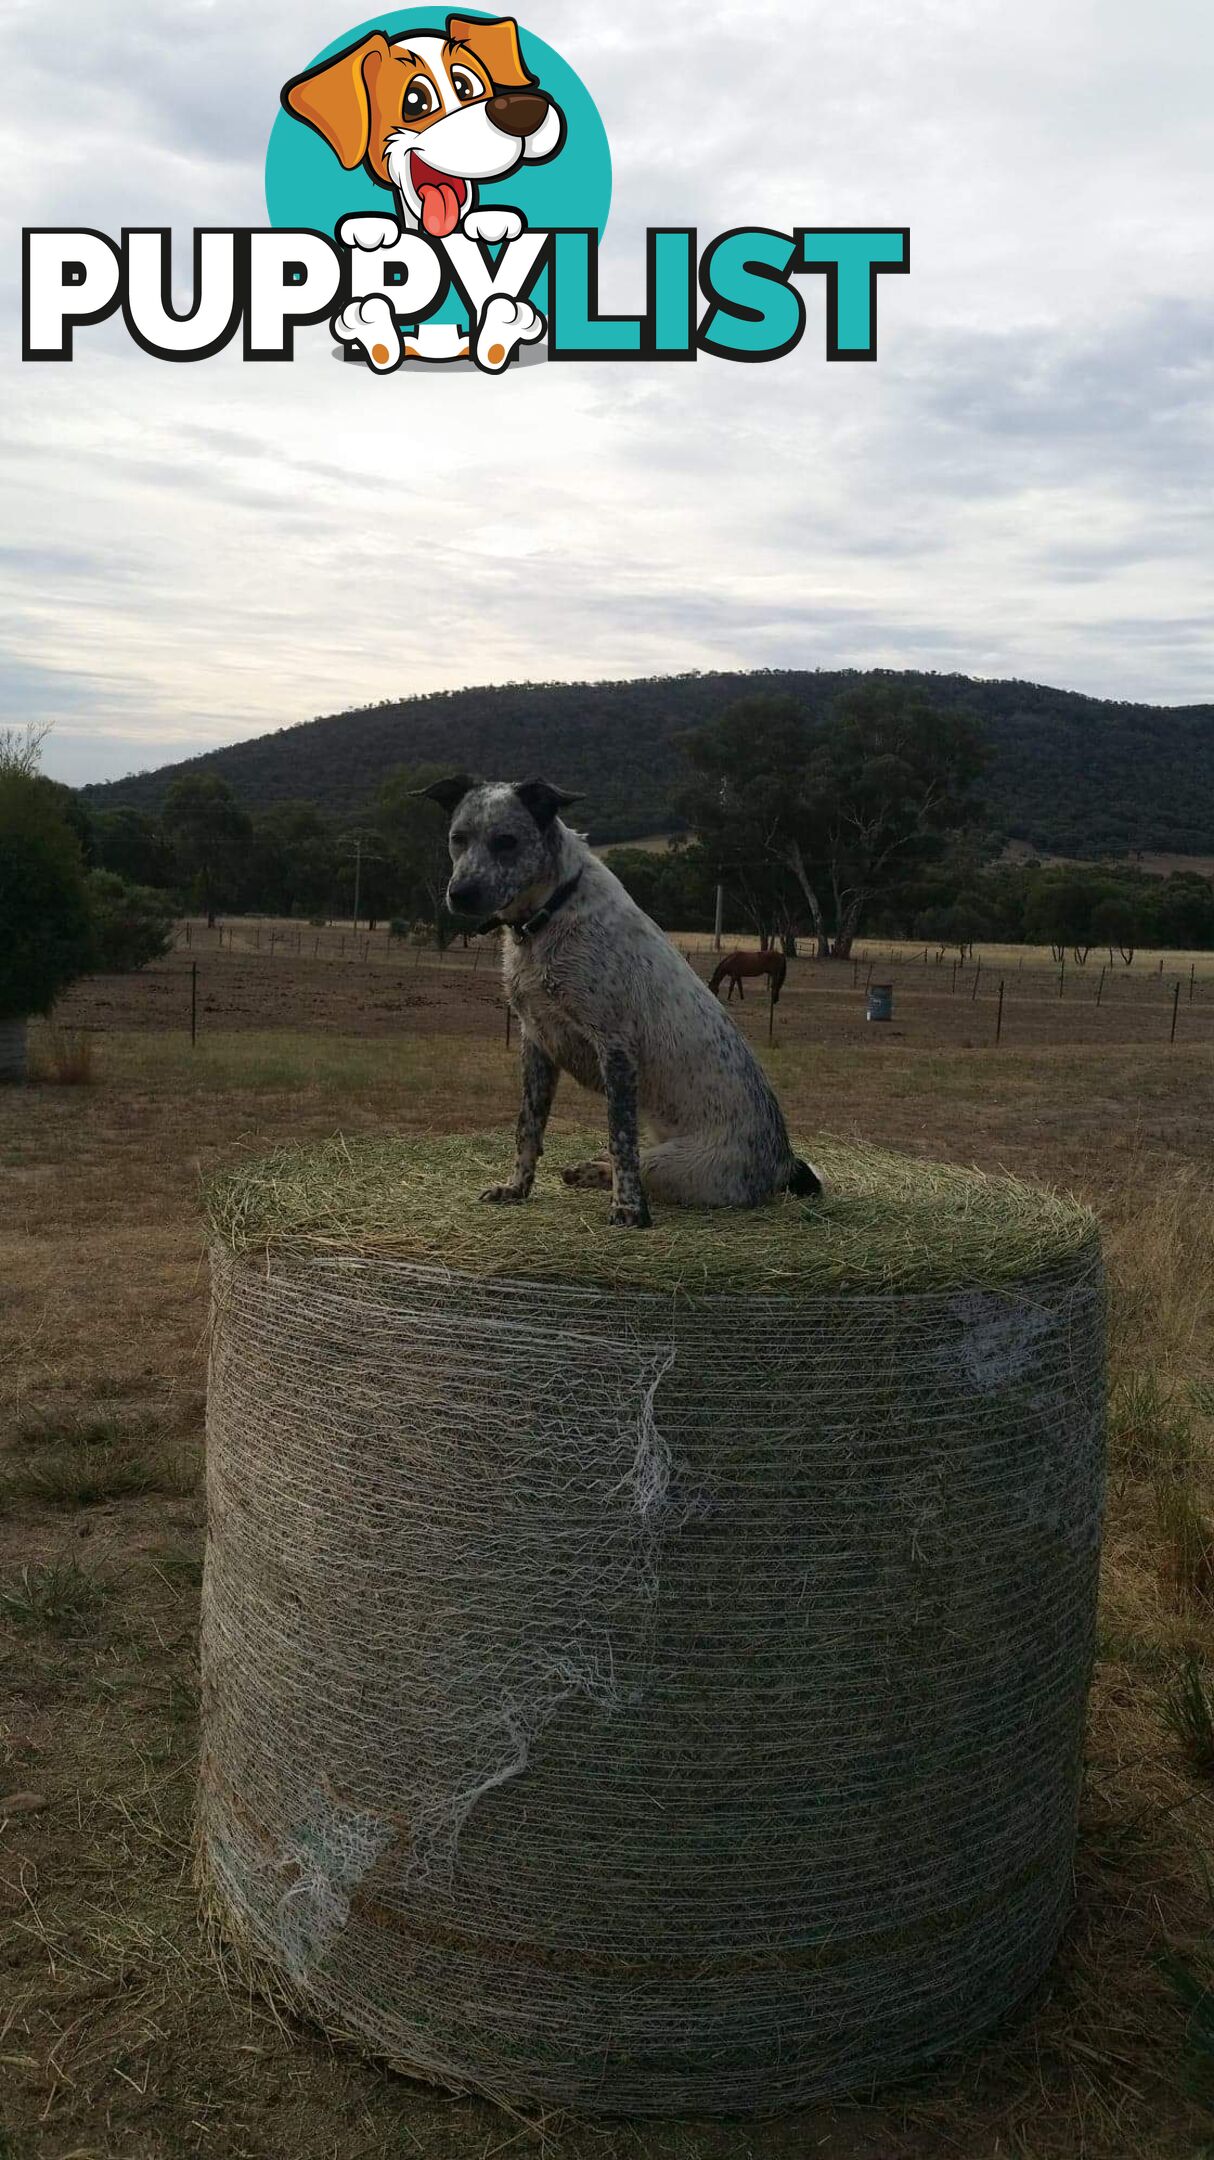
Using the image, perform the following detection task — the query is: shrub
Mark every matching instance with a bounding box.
[85,868,175,973]
[0,771,93,1022]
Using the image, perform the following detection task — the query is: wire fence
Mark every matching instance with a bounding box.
[40,914,1211,1058]
[168,917,1214,1007]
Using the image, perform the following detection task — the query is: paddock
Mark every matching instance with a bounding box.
[1,967,1212,2158]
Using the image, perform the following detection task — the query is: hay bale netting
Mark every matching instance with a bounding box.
[199,1132,1106,2116]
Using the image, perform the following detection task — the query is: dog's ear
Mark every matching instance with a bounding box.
[514,778,580,831]
[447,14,535,90]
[416,773,478,814]
[282,33,390,169]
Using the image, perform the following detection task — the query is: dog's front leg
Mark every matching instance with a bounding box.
[481,1031,558,1205]
[601,1046,651,1230]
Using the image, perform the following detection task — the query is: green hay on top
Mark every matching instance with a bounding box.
[205,1130,1097,1298]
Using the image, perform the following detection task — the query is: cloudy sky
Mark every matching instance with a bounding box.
[3,0,1211,787]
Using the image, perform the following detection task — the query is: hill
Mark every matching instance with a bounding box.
[80,670,1214,856]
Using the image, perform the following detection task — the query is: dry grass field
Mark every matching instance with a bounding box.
[4,926,1214,2160]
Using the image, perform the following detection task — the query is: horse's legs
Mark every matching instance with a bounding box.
[736,977,744,1001]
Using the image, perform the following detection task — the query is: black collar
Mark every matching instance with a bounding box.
[477,869,584,940]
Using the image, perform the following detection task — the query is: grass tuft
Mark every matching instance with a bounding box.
[0,1435,199,1513]
[34,1026,96,1085]
[0,1555,108,1634]
[1159,1487,1214,1613]
[205,1130,1098,1298]
[13,1409,134,1451]
[1111,1373,1197,1481]
[3,1445,159,1508]
[1165,1657,1214,1777]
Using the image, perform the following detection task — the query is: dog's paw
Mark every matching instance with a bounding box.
[462,206,525,246]
[560,1160,613,1191]
[609,1202,652,1231]
[475,293,544,373]
[337,214,400,252]
[333,295,401,372]
[480,1182,529,1206]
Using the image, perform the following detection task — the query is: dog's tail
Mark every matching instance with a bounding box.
[788,1156,826,1201]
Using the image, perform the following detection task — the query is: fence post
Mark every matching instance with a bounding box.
[191,961,198,1047]
[1171,980,1181,1045]
[1096,965,1106,1007]
[951,960,958,994]
[1190,964,1196,1004]
[1059,956,1065,1000]
[995,979,1005,1045]
[971,959,981,1003]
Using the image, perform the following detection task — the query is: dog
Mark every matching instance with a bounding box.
[283,15,562,368]
[422,776,825,1229]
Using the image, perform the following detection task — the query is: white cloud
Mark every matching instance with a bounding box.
[1,0,1211,786]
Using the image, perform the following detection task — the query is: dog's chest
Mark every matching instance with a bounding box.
[505,944,602,1090]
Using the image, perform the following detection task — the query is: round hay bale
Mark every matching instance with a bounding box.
[198,1132,1106,2115]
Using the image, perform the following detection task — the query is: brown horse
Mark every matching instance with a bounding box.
[708,949,788,1004]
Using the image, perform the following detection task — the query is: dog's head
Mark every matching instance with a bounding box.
[422,774,579,921]
[283,15,565,238]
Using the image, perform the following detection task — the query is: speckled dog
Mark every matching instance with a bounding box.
[424,775,824,1230]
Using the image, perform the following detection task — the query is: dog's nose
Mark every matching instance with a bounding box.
[486,91,550,139]
[448,879,484,916]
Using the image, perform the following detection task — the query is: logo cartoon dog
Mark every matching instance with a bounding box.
[282,15,564,369]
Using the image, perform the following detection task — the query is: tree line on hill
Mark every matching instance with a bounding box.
[79,667,1214,862]
[43,687,1214,973]
[5,684,1214,1052]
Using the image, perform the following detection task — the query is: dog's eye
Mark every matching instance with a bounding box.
[490,834,519,857]
[402,74,437,120]
[451,67,483,103]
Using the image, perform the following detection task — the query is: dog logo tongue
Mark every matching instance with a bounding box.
[419,180,462,237]
[411,156,467,238]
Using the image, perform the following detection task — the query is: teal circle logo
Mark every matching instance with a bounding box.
[266,12,611,269]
